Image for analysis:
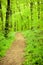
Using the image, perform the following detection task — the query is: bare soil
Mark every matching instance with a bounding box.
[0,33,25,65]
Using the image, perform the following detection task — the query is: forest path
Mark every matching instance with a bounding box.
[0,33,25,65]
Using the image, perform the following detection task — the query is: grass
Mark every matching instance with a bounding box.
[22,30,43,65]
[0,32,15,58]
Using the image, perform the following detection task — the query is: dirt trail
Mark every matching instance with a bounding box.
[0,33,25,65]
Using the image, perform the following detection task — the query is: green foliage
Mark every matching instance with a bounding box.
[22,30,43,65]
[0,32,15,58]
[0,0,43,32]
[0,1,43,65]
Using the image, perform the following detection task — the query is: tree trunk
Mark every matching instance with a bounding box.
[0,0,3,31]
[4,0,10,38]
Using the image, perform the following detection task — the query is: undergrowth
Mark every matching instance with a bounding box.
[22,30,43,65]
[0,32,15,58]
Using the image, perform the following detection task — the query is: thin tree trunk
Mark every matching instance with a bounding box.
[0,0,3,31]
[4,0,10,38]
[30,1,33,30]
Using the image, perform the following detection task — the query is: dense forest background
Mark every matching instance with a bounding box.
[0,0,43,37]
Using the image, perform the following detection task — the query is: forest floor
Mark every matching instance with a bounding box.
[0,33,25,65]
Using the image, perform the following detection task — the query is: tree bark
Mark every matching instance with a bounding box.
[0,0,3,31]
[4,0,10,38]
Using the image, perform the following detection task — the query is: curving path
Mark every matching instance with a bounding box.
[0,33,25,65]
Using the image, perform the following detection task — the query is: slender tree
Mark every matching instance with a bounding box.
[4,0,10,38]
[30,1,33,30]
[37,1,40,19]
[0,0,3,31]
[37,1,40,29]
